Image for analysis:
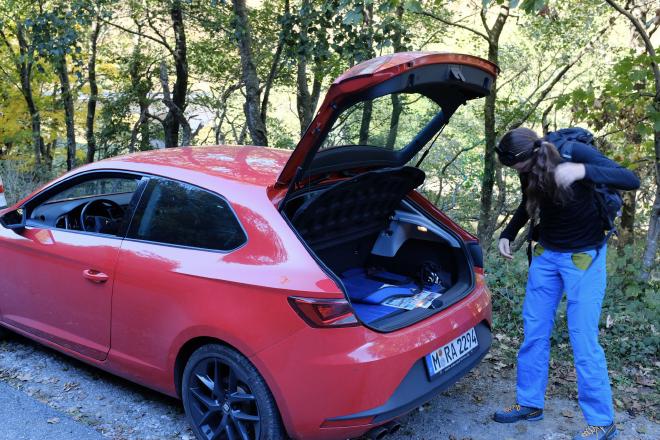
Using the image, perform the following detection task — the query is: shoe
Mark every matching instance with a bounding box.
[492,403,543,423]
[572,423,618,440]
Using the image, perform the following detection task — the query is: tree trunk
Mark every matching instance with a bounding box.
[476,7,509,246]
[477,43,500,244]
[55,55,76,171]
[310,60,323,116]
[296,52,314,136]
[358,102,373,145]
[385,4,406,150]
[641,135,660,280]
[618,190,637,253]
[3,24,46,168]
[386,94,403,149]
[357,2,374,145]
[233,0,268,146]
[26,93,46,168]
[163,0,188,148]
[261,0,289,126]
[128,40,152,151]
[294,0,325,136]
[86,20,101,163]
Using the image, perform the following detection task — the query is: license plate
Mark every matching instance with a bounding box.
[425,327,478,377]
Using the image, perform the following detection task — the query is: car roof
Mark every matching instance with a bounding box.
[84,145,292,187]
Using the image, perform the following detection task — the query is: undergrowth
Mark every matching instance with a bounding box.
[484,242,659,420]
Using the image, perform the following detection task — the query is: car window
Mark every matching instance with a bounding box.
[128,179,246,251]
[28,174,144,237]
[319,93,441,151]
[46,178,139,203]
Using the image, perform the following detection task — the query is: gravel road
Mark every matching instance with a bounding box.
[0,381,105,440]
[0,332,657,440]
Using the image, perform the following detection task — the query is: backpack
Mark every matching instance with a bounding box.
[544,127,623,236]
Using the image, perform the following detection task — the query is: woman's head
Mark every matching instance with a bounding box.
[496,127,571,216]
[495,127,539,170]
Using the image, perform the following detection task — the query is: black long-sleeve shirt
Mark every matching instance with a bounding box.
[499,142,640,252]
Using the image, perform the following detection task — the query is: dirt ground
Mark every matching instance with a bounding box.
[0,333,657,440]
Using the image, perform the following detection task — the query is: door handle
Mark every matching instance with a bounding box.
[82,269,109,284]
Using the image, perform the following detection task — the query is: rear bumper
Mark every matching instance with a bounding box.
[250,275,492,440]
[327,322,491,424]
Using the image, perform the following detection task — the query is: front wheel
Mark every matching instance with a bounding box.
[182,344,284,440]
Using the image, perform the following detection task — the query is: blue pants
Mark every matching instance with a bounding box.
[516,243,614,426]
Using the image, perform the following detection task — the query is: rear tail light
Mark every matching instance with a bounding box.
[288,296,359,328]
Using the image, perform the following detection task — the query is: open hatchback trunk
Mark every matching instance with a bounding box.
[277,52,498,332]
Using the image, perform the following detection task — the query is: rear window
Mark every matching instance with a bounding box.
[319,93,441,151]
[128,179,246,251]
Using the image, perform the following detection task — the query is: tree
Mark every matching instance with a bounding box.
[417,1,615,245]
[416,1,510,244]
[162,0,188,147]
[105,0,189,148]
[232,0,268,146]
[0,4,48,168]
[602,0,660,279]
[30,0,98,170]
[85,18,101,162]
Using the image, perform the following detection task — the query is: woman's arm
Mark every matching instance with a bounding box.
[571,143,641,190]
[500,199,529,241]
[500,176,530,241]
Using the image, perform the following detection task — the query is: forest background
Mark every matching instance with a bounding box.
[0,0,658,418]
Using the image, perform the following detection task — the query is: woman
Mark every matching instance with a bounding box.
[491,127,639,440]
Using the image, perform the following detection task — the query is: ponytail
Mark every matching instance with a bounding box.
[525,140,572,217]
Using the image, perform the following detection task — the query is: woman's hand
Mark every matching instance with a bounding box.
[555,162,585,188]
[498,238,513,260]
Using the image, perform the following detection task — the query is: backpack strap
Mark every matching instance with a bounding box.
[526,214,536,266]
[544,127,594,161]
[557,141,574,161]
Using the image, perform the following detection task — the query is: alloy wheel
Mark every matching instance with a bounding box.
[187,358,261,440]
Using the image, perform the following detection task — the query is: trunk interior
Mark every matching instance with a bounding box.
[282,166,473,332]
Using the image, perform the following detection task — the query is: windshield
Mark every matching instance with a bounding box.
[319,93,441,151]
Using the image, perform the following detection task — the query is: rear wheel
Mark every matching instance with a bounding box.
[182,344,284,440]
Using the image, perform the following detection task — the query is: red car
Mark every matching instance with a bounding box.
[0,52,496,440]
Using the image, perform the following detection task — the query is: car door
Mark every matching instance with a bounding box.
[0,171,145,361]
[109,177,250,380]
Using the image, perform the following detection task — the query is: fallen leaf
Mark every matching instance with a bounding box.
[63,382,79,392]
[561,410,574,418]
[606,314,614,328]
[634,376,655,387]
[16,372,33,381]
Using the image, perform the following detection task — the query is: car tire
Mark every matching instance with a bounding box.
[182,344,284,440]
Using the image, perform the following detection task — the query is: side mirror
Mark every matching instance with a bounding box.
[0,208,26,231]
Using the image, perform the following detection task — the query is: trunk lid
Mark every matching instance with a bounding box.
[275,52,498,191]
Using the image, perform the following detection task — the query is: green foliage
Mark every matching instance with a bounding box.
[485,242,659,379]
[0,160,54,205]
[557,50,657,171]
